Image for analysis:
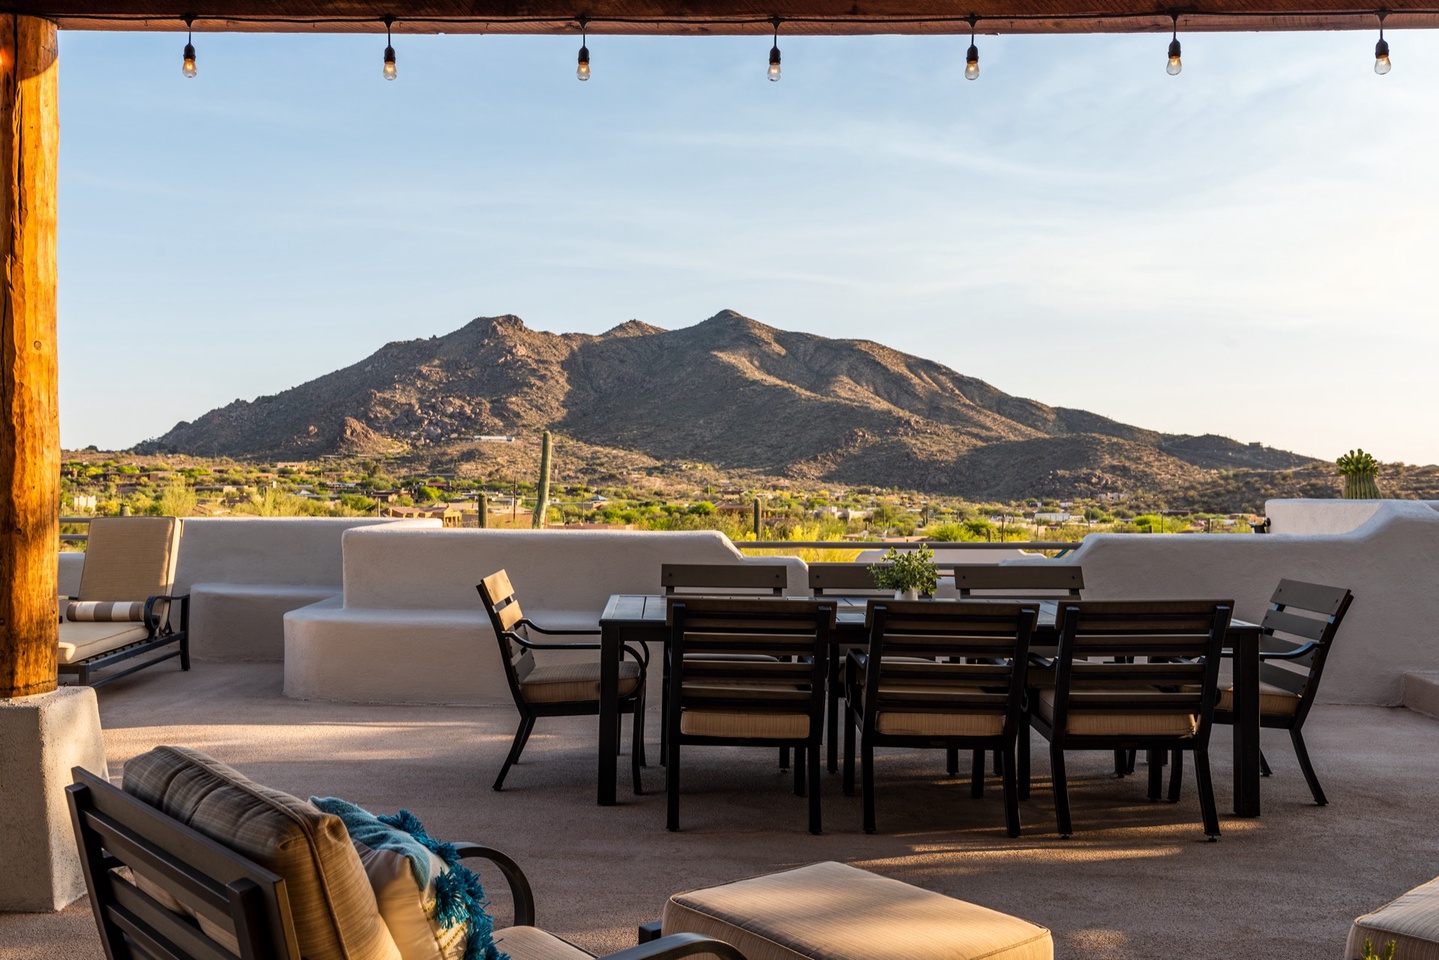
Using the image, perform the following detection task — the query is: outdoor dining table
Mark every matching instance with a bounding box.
[595,593,1264,818]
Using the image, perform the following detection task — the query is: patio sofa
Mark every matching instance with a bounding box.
[283,527,806,704]
[1348,875,1439,960]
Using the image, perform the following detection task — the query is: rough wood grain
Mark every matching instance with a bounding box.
[0,14,59,699]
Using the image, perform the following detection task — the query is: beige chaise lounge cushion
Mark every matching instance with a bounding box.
[57,622,151,664]
[663,860,1053,960]
[492,926,592,960]
[76,516,182,602]
[1347,876,1439,960]
[124,745,401,960]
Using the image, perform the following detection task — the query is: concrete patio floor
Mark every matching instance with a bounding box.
[4,661,1436,960]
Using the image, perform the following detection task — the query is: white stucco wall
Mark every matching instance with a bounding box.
[1265,499,1391,535]
[1072,500,1439,705]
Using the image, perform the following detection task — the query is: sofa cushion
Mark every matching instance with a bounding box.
[663,860,1052,960]
[123,746,401,960]
[1347,876,1439,960]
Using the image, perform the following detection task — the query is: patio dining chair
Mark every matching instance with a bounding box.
[1212,578,1354,805]
[665,597,834,834]
[478,569,648,793]
[842,600,1038,836]
[58,516,189,687]
[1021,600,1232,839]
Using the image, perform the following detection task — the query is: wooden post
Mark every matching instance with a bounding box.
[0,15,60,700]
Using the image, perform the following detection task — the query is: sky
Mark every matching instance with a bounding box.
[57,26,1439,464]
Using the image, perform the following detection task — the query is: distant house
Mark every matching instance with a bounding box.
[380,503,467,528]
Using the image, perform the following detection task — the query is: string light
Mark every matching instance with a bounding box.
[1166,14,1182,75]
[768,17,782,81]
[577,16,591,80]
[1374,11,1391,74]
[965,16,980,80]
[181,15,197,78]
[383,15,397,80]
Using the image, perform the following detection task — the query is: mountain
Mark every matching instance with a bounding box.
[150,310,1321,503]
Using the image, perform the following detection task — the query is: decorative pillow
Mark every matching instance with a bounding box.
[312,798,506,960]
[65,600,146,622]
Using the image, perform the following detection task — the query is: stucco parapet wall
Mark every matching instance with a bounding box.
[338,527,808,612]
[1068,499,1439,706]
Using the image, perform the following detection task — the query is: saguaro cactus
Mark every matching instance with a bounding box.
[477,493,488,529]
[1337,448,1382,499]
[532,432,552,528]
[753,499,762,539]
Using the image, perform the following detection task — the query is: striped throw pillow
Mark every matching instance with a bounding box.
[65,600,147,622]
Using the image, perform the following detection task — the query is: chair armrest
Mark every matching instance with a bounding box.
[599,933,747,960]
[453,843,536,928]
[518,617,602,637]
[1219,642,1317,662]
[510,633,603,653]
[144,594,191,634]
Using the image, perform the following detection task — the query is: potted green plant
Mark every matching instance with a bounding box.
[869,545,939,600]
[1337,448,1382,499]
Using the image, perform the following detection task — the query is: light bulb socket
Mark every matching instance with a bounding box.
[966,42,979,65]
[578,44,589,65]
[183,42,195,61]
[1375,37,1390,58]
[769,44,781,67]
[1167,37,1182,59]
[384,44,395,64]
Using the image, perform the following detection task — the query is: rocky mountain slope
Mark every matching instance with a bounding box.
[152,310,1321,501]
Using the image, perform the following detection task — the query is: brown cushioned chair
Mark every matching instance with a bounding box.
[842,600,1038,836]
[1021,600,1232,839]
[1212,578,1354,806]
[665,597,834,834]
[479,570,648,793]
[67,748,742,960]
[58,516,189,687]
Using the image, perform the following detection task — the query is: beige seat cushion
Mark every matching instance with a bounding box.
[876,711,1006,737]
[123,746,401,960]
[1036,690,1198,737]
[664,860,1052,960]
[680,710,810,739]
[1218,681,1301,718]
[520,660,640,704]
[1347,876,1439,960]
[493,926,593,960]
[57,621,151,664]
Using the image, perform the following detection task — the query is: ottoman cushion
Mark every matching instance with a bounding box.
[662,861,1052,960]
[1347,876,1439,960]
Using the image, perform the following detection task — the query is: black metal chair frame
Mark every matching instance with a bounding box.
[665,597,833,834]
[1021,600,1232,840]
[842,600,1038,837]
[479,570,649,793]
[59,593,191,687]
[1212,578,1354,806]
[66,766,745,960]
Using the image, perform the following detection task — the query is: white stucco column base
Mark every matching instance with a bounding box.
[0,685,108,912]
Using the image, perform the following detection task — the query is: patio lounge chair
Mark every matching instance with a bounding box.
[58,516,189,687]
[66,749,743,960]
[1212,578,1354,805]
[478,569,648,793]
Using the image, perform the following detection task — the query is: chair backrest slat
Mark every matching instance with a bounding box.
[669,598,831,718]
[1261,607,1330,643]
[954,564,1083,598]
[807,563,886,597]
[1050,600,1231,733]
[864,600,1037,725]
[1272,578,1352,616]
[662,563,787,595]
[1258,662,1310,695]
[1259,579,1354,715]
[477,571,538,700]
[67,768,299,960]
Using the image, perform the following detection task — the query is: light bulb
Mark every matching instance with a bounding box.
[182,42,197,78]
[1374,38,1391,75]
[577,45,590,81]
[1166,37,1182,75]
[768,46,781,81]
[383,45,397,80]
[965,43,979,80]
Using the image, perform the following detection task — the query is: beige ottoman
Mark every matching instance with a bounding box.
[662,861,1052,960]
[1347,876,1439,960]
